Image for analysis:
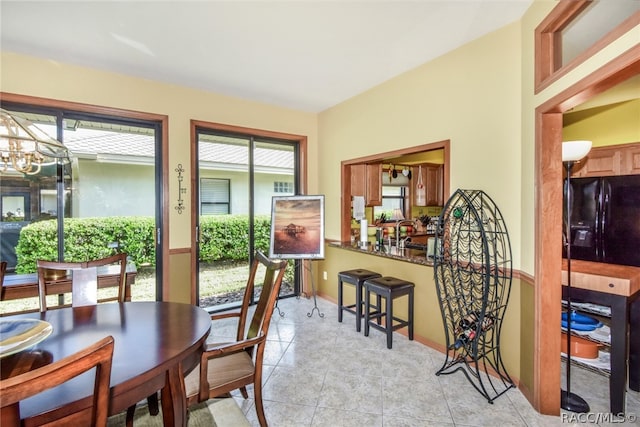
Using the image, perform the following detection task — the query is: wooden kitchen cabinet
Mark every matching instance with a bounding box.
[408,233,428,244]
[573,146,621,177]
[350,163,382,206]
[350,164,366,198]
[366,163,383,206]
[573,142,640,177]
[623,143,640,175]
[425,164,444,206]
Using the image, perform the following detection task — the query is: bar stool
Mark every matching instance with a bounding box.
[338,269,382,332]
[363,276,415,349]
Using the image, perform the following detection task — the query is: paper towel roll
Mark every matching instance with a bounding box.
[360,219,368,243]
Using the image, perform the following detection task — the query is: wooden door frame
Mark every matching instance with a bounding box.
[0,92,170,299]
[534,45,640,414]
[340,140,450,242]
[189,120,308,305]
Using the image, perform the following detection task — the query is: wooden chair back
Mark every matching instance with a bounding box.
[245,251,288,344]
[0,335,114,426]
[37,253,127,312]
[212,251,288,345]
[0,261,6,301]
[0,261,6,286]
[186,250,287,425]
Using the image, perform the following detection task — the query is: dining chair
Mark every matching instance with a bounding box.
[36,253,127,312]
[36,253,158,426]
[184,251,288,427]
[0,335,114,426]
[0,261,6,302]
[0,261,6,284]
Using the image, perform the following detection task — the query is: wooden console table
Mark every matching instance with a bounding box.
[562,259,640,415]
[1,266,137,309]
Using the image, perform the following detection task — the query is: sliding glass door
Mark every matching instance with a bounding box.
[195,127,299,311]
[0,104,162,312]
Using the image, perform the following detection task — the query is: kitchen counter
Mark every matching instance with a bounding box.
[329,241,434,266]
[562,259,640,297]
[561,259,640,413]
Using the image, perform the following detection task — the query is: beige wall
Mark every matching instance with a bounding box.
[563,98,640,146]
[316,0,639,396]
[319,23,523,261]
[316,20,525,384]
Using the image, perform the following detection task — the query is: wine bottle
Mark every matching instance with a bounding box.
[451,328,476,349]
[454,311,478,335]
[480,314,494,331]
[450,311,495,349]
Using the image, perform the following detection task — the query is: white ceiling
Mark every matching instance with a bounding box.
[0,0,534,113]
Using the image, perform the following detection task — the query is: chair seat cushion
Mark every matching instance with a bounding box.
[185,350,255,400]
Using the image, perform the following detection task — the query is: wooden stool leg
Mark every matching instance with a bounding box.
[386,293,393,349]
[364,287,370,337]
[355,280,362,332]
[338,279,344,323]
[408,289,414,340]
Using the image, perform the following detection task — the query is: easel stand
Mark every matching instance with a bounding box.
[304,260,324,318]
[275,293,285,317]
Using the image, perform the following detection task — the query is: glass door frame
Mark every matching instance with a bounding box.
[190,120,308,307]
[0,93,168,300]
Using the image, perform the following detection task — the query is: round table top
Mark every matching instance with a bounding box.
[1,301,211,418]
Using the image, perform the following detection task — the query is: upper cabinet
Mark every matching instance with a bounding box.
[425,164,444,206]
[350,163,382,206]
[412,163,444,206]
[573,142,640,177]
[622,144,640,175]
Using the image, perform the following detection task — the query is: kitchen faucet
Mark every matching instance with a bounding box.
[395,220,415,248]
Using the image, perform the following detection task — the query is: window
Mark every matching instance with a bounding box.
[200,178,230,214]
[534,0,638,91]
[194,125,303,311]
[273,181,293,194]
[374,186,406,219]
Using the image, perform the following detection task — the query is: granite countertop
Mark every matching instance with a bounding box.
[329,241,434,267]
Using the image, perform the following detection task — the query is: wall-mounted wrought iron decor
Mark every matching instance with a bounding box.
[175,164,186,214]
[433,189,514,403]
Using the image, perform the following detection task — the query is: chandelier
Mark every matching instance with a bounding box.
[0,108,69,175]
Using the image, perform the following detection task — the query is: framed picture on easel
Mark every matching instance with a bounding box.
[269,195,325,260]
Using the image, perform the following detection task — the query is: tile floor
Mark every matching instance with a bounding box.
[207,296,639,427]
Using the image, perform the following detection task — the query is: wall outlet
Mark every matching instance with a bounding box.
[323,271,328,280]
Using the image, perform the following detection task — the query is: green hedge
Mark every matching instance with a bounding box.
[15,215,273,274]
[198,215,271,262]
[15,217,155,274]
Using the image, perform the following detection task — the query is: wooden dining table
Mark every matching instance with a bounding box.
[0,301,211,426]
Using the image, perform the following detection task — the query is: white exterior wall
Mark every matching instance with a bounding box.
[72,160,155,217]
[193,169,294,216]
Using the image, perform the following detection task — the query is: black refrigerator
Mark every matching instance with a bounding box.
[565,175,640,267]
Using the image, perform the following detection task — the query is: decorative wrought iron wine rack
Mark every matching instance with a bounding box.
[433,189,514,403]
